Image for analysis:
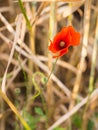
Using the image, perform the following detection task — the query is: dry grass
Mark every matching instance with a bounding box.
[0,0,98,130]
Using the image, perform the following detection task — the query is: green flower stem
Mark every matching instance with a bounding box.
[18,0,32,31]
[45,57,58,85]
[45,57,58,128]
[0,89,31,130]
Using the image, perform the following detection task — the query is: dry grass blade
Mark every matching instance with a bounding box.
[37,56,78,74]
[14,0,84,2]
[0,13,15,34]
[48,88,98,130]
[69,0,91,109]
[0,54,31,74]
[0,7,11,12]
[89,15,98,93]
[62,1,84,17]
[15,45,72,97]
[0,0,97,129]
[36,1,85,24]
[0,90,31,130]
[31,2,48,25]
[7,60,27,88]
[91,5,98,12]
[1,14,23,93]
[47,1,57,123]
[0,31,71,97]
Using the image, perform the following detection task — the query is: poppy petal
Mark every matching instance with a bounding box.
[53,47,68,58]
[67,26,81,45]
[59,47,68,57]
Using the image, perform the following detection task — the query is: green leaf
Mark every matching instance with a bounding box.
[87,119,94,130]
[35,107,44,116]
[72,113,82,128]
[95,112,98,118]
[41,77,48,84]
[53,127,65,130]
[23,110,40,130]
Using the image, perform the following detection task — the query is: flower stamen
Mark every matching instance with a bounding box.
[60,41,65,48]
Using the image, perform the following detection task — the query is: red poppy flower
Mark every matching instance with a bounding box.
[48,26,81,58]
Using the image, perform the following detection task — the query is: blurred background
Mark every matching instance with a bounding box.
[0,0,98,130]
